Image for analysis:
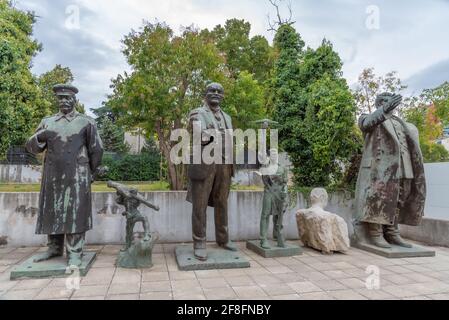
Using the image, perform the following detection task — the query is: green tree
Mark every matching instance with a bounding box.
[353,68,407,115]
[0,0,49,158]
[206,19,274,84]
[37,64,86,114]
[421,82,449,126]
[106,22,226,190]
[404,87,449,163]
[92,106,129,154]
[98,117,129,154]
[273,25,360,187]
[223,71,266,130]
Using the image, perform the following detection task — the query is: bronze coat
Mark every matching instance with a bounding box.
[354,108,426,227]
[186,105,234,208]
[26,112,104,235]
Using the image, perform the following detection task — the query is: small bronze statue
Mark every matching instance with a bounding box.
[354,93,426,249]
[108,181,160,268]
[258,148,289,249]
[26,84,104,267]
[186,83,238,261]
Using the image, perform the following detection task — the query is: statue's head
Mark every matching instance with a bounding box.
[310,188,329,208]
[375,92,398,110]
[205,82,224,111]
[53,84,78,115]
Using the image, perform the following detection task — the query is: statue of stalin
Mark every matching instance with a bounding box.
[26,84,104,267]
[354,93,426,249]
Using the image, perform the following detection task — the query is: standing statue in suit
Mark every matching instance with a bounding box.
[354,93,426,249]
[186,83,237,261]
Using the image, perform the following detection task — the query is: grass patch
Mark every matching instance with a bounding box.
[0,181,263,192]
[0,181,171,193]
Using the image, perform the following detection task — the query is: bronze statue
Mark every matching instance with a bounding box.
[354,93,426,249]
[107,181,160,251]
[26,84,104,267]
[259,148,289,249]
[186,83,237,261]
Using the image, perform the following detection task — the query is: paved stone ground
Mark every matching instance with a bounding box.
[1,241,449,300]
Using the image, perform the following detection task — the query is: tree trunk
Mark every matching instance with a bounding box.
[156,123,187,191]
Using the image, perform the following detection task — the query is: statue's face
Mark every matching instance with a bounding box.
[57,94,76,114]
[205,84,224,109]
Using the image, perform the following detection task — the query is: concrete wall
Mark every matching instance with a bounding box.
[0,191,354,247]
[0,165,42,184]
[400,218,449,247]
[423,162,449,221]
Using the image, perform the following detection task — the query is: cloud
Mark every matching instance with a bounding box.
[405,59,449,96]
[15,0,449,115]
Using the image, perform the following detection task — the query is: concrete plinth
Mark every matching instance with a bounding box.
[246,240,303,258]
[354,242,436,258]
[10,252,96,280]
[175,245,250,271]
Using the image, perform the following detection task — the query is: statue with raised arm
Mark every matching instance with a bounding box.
[354,93,426,250]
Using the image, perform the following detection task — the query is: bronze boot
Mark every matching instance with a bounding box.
[34,235,64,263]
[368,223,392,249]
[194,242,208,261]
[384,222,413,248]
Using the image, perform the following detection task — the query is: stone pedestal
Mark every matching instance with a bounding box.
[116,235,155,269]
[10,252,96,280]
[246,240,302,258]
[354,242,436,258]
[175,245,250,271]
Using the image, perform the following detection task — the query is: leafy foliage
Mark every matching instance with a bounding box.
[222,71,266,130]
[37,64,86,114]
[272,25,361,188]
[404,100,449,163]
[106,22,226,190]
[353,68,407,115]
[93,106,129,154]
[99,151,161,182]
[0,0,49,158]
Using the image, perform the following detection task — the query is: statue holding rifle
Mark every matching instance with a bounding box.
[108,181,160,268]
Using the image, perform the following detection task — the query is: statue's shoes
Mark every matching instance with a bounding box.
[194,249,208,261]
[68,254,83,268]
[385,235,413,248]
[277,241,286,248]
[33,251,63,263]
[260,240,271,249]
[219,242,238,252]
[370,236,392,249]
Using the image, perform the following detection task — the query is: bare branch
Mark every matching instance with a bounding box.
[267,0,296,32]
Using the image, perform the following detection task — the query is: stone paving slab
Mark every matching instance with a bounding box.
[1,241,449,300]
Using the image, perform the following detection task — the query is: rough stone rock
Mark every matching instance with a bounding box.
[296,188,350,254]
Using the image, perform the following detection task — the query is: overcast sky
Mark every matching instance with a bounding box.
[15,0,449,115]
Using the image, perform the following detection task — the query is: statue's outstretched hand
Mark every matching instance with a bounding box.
[384,94,403,113]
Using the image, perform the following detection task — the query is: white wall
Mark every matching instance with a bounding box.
[0,191,354,247]
[423,162,449,221]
